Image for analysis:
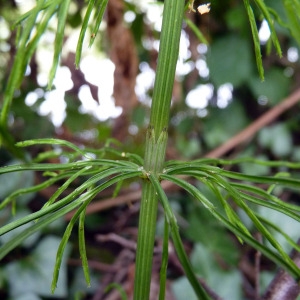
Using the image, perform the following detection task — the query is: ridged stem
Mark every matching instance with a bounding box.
[133,0,185,299]
[149,0,185,136]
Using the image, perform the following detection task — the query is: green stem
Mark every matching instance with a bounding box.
[149,0,185,135]
[133,181,159,298]
[134,128,167,299]
[133,0,185,299]
[159,216,169,300]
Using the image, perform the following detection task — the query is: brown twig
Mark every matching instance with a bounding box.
[96,233,163,254]
[205,88,300,158]
[65,189,143,220]
[96,233,137,251]
[262,239,300,300]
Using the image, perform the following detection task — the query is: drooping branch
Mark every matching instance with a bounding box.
[65,88,300,218]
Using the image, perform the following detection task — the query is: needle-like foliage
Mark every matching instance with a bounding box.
[0,1,300,299]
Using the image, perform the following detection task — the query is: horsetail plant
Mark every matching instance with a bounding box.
[1,0,300,299]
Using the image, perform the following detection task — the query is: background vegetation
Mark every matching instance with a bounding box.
[0,0,300,299]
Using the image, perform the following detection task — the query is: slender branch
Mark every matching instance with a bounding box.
[205,88,300,158]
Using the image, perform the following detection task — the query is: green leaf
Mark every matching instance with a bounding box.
[225,4,248,31]
[258,206,300,253]
[0,160,34,201]
[89,0,109,47]
[0,209,40,248]
[161,171,300,279]
[283,0,300,47]
[12,294,42,300]
[191,244,243,300]
[249,68,290,105]
[48,0,71,89]
[207,35,253,87]
[258,124,293,157]
[51,199,91,293]
[202,101,249,148]
[185,205,239,265]
[75,0,96,67]
[253,0,282,56]
[23,2,58,87]
[132,106,147,127]
[239,154,270,176]
[243,0,264,79]
[69,267,98,298]
[78,208,90,287]
[0,169,140,237]
[75,0,109,66]
[1,0,46,131]
[171,277,198,300]
[64,106,94,133]
[175,136,200,158]
[5,236,71,298]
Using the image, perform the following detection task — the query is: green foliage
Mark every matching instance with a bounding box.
[5,236,71,298]
[0,0,300,299]
[1,0,62,129]
[203,102,249,148]
[191,244,243,299]
[207,35,253,87]
[249,68,291,105]
[243,0,265,79]
[75,0,109,67]
[49,0,72,89]
[0,160,34,203]
[176,135,201,158]
[172,276,205,300]
[185,202,239,266]
[239,153,270,176]
[258,124,293,157]
[283,0,300,47]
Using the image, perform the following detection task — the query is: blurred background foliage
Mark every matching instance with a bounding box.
[0,0,300,299]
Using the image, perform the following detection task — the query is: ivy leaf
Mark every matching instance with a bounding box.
[5,236,71,298]
[207,35,253,87]
[249,68,290,105]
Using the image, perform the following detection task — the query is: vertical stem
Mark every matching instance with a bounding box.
[133,0,185,299]
[133,180,159,298]
[134,128,167,299]
[159,216,169,300]
[149,0,185,135]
